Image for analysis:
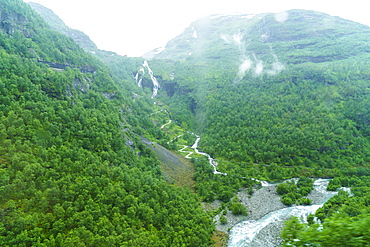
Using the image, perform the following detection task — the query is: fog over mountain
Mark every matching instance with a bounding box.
[2,1,370,246]
[24,0,370,56]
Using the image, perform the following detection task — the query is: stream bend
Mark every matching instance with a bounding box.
[228,179,342,247]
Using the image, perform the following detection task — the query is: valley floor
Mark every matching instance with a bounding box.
[204,185,286,246]
[142,137,332,247]
[209,180,336,246]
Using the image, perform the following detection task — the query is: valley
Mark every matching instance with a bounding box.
[0,1,370,246]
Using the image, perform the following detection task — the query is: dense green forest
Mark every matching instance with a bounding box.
[144,48,370,212]
[86,8,370,244]
[145,9,370,245]
[0,1,214,246]
[147,10,370,178]
[3,1,370,246]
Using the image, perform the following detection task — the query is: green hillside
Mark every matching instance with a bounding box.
[0,1,214,246]
[4,1,370,245]
[146,9,370,244]
[28,2,97,53]
[28,2,146,97]
[154,10,370,64]
[149,10,370,179]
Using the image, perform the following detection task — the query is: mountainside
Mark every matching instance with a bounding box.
[147,10,370,176]
[0,1,214,246]
[144,10,370,243]
[28,2,98,52]
[3,2,370,246]
[153,10,370,64]
[27,2,146,94]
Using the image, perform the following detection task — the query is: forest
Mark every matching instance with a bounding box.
[0,1,214,246]
[145,9,370,245]
[2,1,370,246]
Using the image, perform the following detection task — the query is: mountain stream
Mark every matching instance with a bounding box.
[185,134,339,246]
[155,110,340,246]
[227,179,342,247]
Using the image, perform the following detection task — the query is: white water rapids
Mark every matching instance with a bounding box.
[228,179,341,247]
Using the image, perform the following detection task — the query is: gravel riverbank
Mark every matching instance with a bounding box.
[212,185,285,234]
[212,180,332,247]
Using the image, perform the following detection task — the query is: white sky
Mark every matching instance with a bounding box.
[24,0,369,57]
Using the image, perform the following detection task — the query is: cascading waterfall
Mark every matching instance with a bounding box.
[227,179,344,247]
[134,72,139,85]
[134,60,160,98]
[165,130,226,175]
[143,60,160,98]
[134,67,145,89]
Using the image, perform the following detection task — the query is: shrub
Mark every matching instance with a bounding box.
[281,196,295,206]
[229,201,248,216]
[220,215,228,224]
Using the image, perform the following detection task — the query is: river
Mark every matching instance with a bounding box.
[227,179,340,247]
[153,112,338,246]
[183,133,339,246]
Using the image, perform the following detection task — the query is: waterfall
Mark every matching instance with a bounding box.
[135,60,160,98]
[143,60,160,98]
[134,67,145,88]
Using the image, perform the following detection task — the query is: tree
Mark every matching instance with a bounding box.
[220,215,228,224]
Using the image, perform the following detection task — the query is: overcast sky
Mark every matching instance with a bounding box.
[24,0,369,57]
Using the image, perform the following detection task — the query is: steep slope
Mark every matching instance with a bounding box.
[28,2,98,52]
[145,11,370,244]
[23,3,370,244]
[28,2,147,97]
[138,10,370,202]
[21,4,370,245]
[154,10,370,65]
[0,1,214,246]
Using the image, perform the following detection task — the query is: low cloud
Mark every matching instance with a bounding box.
[274,11,289,23]
[266,61,285,75]
[221,33,243,45]
[232,33,243,44]
[238,58,252,76]
[254,60,264,76]
[237,56,285,80]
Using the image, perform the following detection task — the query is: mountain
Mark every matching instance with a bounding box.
[147,10,370,175]
[27,2,147,93]
[153,10,370,64]
[4,2,370,245]
[0,1,214,246]
[143,11,370,244]
[142,9,370,218]
[28,2,97,52]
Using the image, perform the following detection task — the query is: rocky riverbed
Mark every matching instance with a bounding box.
[211,179,334,247]
[210,184,285,233]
